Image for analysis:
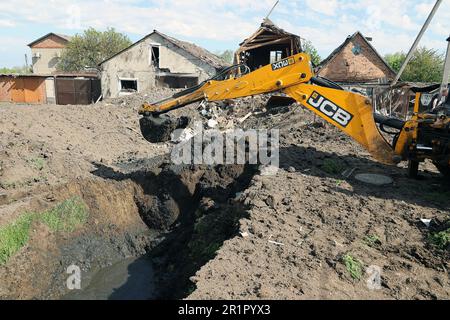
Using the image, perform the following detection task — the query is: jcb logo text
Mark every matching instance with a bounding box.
[307,91,353,127]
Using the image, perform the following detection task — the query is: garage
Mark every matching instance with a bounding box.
[0,75,47,103]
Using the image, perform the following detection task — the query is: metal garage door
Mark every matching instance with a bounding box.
[55,78,101,105]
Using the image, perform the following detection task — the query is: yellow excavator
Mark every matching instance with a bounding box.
[138,52,450,179]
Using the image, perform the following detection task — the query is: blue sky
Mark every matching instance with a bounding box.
[0,0,449,68]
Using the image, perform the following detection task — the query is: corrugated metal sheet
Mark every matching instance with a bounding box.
[0,77,14,101]
[0,76,46,103]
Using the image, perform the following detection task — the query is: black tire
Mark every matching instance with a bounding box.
[408,160,420,179]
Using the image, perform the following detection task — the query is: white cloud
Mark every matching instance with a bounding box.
[0,0,270,41]
[305,0,339,16]
[1,0,450,66]
[0,19,15,27]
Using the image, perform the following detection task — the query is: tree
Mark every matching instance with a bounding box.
[302,40,322,66]
[57,28,132,72]
[216,50,234,64]
[385,47,444,83]
[0,66,31,74]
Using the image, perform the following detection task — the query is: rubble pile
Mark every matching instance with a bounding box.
[105,87,180,111]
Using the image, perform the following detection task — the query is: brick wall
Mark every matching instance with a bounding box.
[30,35,68,49]
[318,33,395,83]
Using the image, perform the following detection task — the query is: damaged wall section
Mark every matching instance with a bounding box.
[235,19,302,71]
[99,30,229,98]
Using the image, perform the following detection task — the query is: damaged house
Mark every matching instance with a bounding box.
[317,31,397,95]
[99,30,229,98]
[235,18,301,71]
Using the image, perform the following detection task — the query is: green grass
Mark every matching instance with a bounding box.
[202,242,222,258]
[423,191,450,205]
[363,235,381,248]
[0,197,88,265]
[343,254,363,280]
[27,157,45,171]
[428,228,450,250]
[335,180,344,187]
[321,159,345,175]
[0,213,34,265]
[40,197,89,232]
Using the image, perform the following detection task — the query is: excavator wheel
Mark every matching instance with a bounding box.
[140,114,190,143]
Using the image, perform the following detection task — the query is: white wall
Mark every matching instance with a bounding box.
[100,33,218,98]
[31,48,63,74]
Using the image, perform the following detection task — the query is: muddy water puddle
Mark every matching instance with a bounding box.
[63,255,157,300]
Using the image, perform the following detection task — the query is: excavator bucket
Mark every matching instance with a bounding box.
[139,114,190,143]
[265,95,297,113]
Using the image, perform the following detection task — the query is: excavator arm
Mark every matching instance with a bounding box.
[139,53,398,165]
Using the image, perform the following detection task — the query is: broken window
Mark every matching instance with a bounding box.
[270,51,283,64]
[151,46,160,68]
[352,45,362,55]
[120,79,138,93]
[157,75,198,89]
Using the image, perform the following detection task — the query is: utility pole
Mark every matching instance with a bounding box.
[24,54,29,71]
[437,35,450,108]
[265,0,280,20]
[391,0,443,86]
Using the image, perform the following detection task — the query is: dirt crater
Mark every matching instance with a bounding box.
[0,157,257,299]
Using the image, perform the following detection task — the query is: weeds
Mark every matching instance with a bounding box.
[424,191,450,205]
[343,254,363,280]
[0,197,88,265]
[40,197,89,232]
[428,228,450,250]
[322,159,345,175]
[0,213,34,265]
[28,157,45,171]
[335,180,344,187]
[363,235,381,248]
[202,242,221,258]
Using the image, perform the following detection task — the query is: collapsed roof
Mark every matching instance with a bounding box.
[99,30,229,70]
[235,18,302,70]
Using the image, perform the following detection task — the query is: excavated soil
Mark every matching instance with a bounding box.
[189,107,450,300]
[0,91,449,300]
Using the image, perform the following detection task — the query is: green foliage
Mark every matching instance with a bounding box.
[385,47,444,83]
[0,213,34,265]
[40,197,89,232]
[363,235,381,248]
[0,66,31,74]
[216,50,234,64]
[321,159,345,175]
[302,40,322,66]
[423,191,450,205]
[384,52,405,72]
[57,27,132,72]
[343,254,363,280]
[429,228,450,250]
[27,157,45,171]
[0,197,88,265]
